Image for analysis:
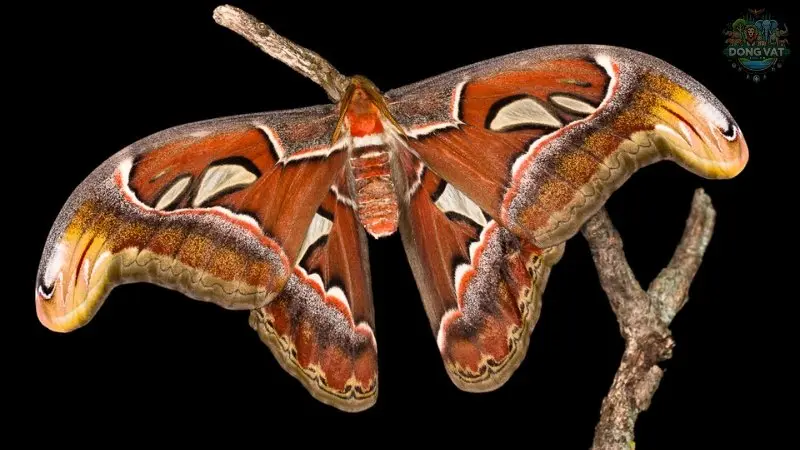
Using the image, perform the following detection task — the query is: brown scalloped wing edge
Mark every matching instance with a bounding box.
[439,225,565,392]
[248,272,378,413]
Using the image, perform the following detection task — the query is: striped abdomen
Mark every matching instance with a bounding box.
[350,145,399,238]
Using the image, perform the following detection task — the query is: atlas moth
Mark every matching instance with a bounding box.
[35,5,748,412]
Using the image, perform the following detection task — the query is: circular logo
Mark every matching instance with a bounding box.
[723,9,790,83]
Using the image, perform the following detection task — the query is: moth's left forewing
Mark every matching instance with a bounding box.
[387,45,748,248]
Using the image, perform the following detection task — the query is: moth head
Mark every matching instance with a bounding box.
[35,224,117,333]
[332,75,405,142]
[645,74,749,179]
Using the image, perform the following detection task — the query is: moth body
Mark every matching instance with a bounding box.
[336,76,404,238]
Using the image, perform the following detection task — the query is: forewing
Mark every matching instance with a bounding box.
[387,45,748,248]
[35,105,346,333]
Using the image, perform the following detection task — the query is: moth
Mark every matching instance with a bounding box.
[35,6,748,412]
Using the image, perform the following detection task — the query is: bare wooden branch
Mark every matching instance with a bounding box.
[212,4,350,102]
[582,188,716,450]
[648,190,716,323]
[581,209,665,340]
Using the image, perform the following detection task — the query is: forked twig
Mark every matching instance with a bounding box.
[582,189,716,449]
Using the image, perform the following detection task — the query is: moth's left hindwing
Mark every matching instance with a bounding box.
[249,171,379,412]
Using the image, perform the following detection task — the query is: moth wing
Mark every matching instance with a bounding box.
[249,171,379,412]
[396,151,563,391]
[386,45,747,248]
[35,105,347,333]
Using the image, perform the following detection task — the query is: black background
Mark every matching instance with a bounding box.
[13,1,794,447]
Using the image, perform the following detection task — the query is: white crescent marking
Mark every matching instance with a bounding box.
[550,95,597,115]
[193,164,258,207]
[296,213,334,265]
[154,176,191,210]
[118,158,264,232]
[434,183,487,227]
[489,97,562,131]
[508,54,619,181]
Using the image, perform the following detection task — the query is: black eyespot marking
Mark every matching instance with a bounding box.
[721,122,736,140]
[38,277,55,300]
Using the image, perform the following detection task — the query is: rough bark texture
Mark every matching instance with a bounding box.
[582,189,716,450]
